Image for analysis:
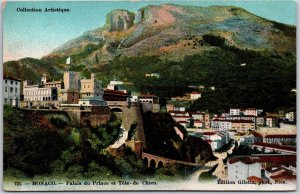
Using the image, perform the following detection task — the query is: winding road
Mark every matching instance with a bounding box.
[190,141,236,181]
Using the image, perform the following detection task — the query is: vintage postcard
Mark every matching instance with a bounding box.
[2,0,297,191]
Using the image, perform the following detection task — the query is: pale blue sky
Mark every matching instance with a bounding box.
[3,0,296,62]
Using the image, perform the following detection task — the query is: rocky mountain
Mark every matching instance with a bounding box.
[49,3,295,64]
[105,9,135,32]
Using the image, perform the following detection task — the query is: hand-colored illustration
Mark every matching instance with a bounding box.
[3,0,296,191]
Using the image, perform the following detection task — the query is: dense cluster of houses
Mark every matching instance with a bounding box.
[201,131,230,151]
[165,103,296,183]
[227,155,296,183]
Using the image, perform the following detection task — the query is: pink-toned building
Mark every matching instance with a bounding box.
[266,116,278,127]
[190,91,202,100]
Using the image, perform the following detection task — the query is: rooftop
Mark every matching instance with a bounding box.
[3,75,22,82]
[203,132,217,136]
[265,134,296,138]
[252,143,296,152]
[270,170,296,181]
[247,176,263,183]
[172,116,192,118]
[228,157,261,164]
[252,132,263,138]
[231,120,254,124]
[252,154,296,164]
[139,93,158,98]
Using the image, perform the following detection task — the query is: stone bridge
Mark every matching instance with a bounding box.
[107,101,147,149]
[142,152,205,168]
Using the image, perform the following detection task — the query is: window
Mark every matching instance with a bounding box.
[5,87,7,92]
[11,80,13,84]
[5,80,7,84]
[10,87,13,93]
[15,81,18,85]
[15,88,17,93]
[4,98,7,103]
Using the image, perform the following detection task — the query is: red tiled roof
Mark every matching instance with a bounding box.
[252,132,263,138]
[270,170,296,181]
[231,120,254,123]
[252,143,296,152]
[173,116,191,118]
[228,115,257,118]
[189,112,204,115]
[253,155,296,164]
[3,75,22,82]
[139,93,157,97]
[265,165,282,172]
[247,176,263,183]
[194,120,204,123]
[228,157,260,164]
[211,119,231,122]
[204,140,212,143]
[203,132,216,135]
[265,134,296,138]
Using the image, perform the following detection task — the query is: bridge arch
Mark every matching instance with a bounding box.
[142,152,204,169]
[150,159,156,169]
[143,157,148,167]
[157,161,163,169]
[110,107,123,112]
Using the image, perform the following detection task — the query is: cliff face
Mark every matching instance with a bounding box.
[105,9,135,32]
[142,112,216,163]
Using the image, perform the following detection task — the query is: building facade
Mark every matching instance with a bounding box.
[23,84,58,102]
[80,73,104,98]
[3,75,21,106]
[227,157,262,182]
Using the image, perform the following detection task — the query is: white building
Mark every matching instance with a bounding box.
[266,116,278,128]
[189,112,204,121]
[230,108,241,116]
[107,81,127,93]
[78,97,107,106]
[170,111,189,117]
[172,116,191,123]
[138,94,159,104]
[211,119,232,131]
[239,134,255,146]
[190,91,201,100]
[174,106,186,112]
[3,75,21,106]
[23,84,58,102]
[227,157,262,182]
[201,131,229,150]
[244,108,257,116]
[285,112,295,122]
[264,134,296,144]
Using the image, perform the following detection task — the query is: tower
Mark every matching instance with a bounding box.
[41,73,47,85]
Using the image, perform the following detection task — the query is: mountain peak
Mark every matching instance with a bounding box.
[105,9,135,32]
